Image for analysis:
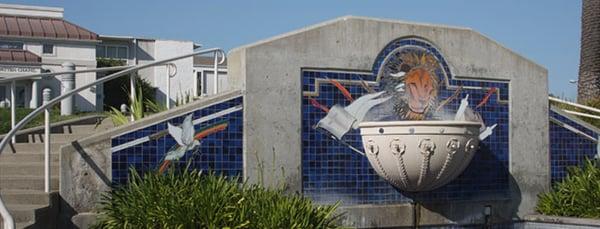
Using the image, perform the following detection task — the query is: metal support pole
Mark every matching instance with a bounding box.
[166,67,170,109]
[213,52,219,94]
[130,73,136,121]
[166,63,176,109]
[42,88,51,193]
[10,81,15,144]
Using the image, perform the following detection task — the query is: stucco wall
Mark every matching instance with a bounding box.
[153,40,194,106]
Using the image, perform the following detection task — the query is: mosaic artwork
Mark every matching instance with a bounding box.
[302,38,510,204]
[111,96,244,185]
[549,108,599,184]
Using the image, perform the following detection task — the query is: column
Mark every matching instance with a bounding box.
[60,62,75,116]
[30,79,39,109]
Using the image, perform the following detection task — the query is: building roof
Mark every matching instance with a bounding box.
[0,14,98,41]
[194,55,227,67]
[0,49,41,64]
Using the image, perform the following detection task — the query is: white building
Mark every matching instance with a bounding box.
[0,3,98,111]
[0,3,228,113]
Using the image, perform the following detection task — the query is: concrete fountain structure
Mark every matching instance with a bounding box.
[58,16,600,228]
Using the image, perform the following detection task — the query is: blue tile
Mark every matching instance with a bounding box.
[302,38,510,205]
[110,96,244,185]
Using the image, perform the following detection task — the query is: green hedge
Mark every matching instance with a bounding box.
[537,159,600,218]
[93,168,342,228]
[0,107,86,134]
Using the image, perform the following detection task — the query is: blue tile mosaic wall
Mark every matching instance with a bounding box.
[549,108,599,184]
[302,38,510,205]
[111,96,244,185]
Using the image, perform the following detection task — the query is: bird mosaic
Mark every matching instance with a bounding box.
[158,114,229,173]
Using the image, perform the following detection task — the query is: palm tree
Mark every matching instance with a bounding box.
[577,0,600,102]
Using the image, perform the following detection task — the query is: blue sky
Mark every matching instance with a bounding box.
[8,0,582,99]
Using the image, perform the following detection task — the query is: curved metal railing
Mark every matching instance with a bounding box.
[0,47,226,229]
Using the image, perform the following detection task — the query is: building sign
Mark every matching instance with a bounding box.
[0,65,41,74]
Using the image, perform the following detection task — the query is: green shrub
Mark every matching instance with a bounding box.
[0,107,88,134]
[93,168,342,229]
[537,159,600,218]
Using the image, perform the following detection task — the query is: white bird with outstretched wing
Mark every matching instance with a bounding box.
[165,114,200,161]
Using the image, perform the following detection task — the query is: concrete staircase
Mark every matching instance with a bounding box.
[0,116,112,229]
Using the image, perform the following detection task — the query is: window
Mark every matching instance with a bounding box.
[117,47,127,59]
[96,46,105,57]
[96,45,128,59]
[42,44,54,54]
[0,41,23,49]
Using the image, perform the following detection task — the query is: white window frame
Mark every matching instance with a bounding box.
[195,67,227,97]
[96,44,129,59]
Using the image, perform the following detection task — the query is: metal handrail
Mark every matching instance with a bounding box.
[549,96,600,115]
[0,47,226,229]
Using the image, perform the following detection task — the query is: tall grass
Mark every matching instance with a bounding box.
[93,167,342,228]
[106,83,167,126]
[537,159,600,218]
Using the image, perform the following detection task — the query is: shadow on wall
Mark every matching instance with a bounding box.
[403,143,521,226]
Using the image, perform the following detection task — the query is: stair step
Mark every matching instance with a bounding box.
[1,190,50,205]
[6,204,48,223]
[0,176,59,190]
[0,163,59,176]
[1,143,62,154]
[22,133,91,144]
[69,123,113,134]
[0,153,59,163]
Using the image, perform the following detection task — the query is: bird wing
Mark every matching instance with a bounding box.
[168,123,184,146]
[181,114,195,146]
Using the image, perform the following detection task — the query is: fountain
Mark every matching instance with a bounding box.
[359,120,480,192]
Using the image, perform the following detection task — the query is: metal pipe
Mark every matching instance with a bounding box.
[130,73,136,121]
[44,104,50,192]
[42,88,51,193]
[549,96,600,115]
[166,65,171,109]
[0,48,225,229]
[562,109,600,120]
[213,52,219,94]
[10,81,15,144]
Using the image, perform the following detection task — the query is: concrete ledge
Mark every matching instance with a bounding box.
[524,214,600,227]
[60,90,243,152]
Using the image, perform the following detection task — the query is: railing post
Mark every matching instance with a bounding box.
[43,88,51,193]
[166,63,177,109]
[60,62,76,116]
[10,80,15,144]
[213,51,219,94]
[166,68,170,109]
[129,73,136,121]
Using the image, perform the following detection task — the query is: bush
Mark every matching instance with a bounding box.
[93,168,342,228]
[0,107,86,134]
[537,159,600,218]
